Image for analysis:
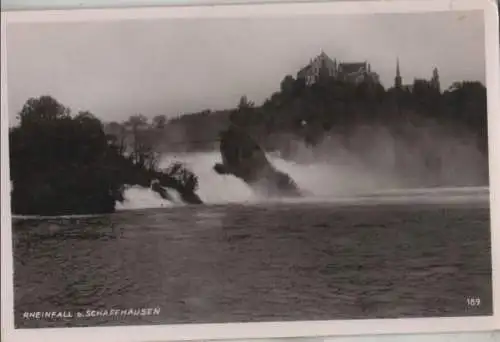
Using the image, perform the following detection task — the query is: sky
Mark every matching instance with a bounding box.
[6,10,486,124]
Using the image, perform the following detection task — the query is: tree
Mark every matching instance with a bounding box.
[164,162,199,193]
[9,96,121,215]
[75,111,105,137]
[442,81,487,153]
[104,121,127,154]
[230,96,256,127]
[9,96,204,214]
[18,95,71,126]
[125,114,149,132]
[153,115,168,129]
[280,75,295,95]
[124,114,150,164]
[237,95,254,110]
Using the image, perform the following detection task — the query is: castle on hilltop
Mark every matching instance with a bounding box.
[296,51,380,86]
[297,51,442,92]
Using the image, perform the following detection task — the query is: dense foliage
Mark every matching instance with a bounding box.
[160,76,487,155]
[9,96,200,216]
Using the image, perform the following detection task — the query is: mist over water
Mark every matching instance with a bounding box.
[118,150,390,208]
[161,152,257,204]
[115,118,490,210]
[282,123,488,188]
[117,136,489,210]
[115,185,182,210]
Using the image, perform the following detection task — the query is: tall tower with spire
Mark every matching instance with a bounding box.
[431,67,441,92]
[394,58,402,89]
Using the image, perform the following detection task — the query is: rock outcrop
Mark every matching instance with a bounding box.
[151,173,203,205]
[214,124,302,197]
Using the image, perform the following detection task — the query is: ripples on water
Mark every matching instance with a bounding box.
[13,190,492,328]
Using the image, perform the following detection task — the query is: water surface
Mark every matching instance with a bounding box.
[13,196,492,328]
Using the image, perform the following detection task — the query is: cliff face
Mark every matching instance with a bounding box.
[214,124,302,198]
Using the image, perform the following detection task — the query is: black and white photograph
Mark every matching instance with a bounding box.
[1,0,500,341]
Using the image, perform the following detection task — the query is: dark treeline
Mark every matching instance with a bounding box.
[103,110,232,153]
[9,96,201,216]
[127,72,488,188]
[154,76,487,156]
[9,68,489,215]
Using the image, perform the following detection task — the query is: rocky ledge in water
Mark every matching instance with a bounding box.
[213,124,302,198]
[149,165,203,205]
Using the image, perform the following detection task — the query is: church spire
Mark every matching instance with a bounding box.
[395,57,402,89]
[431,66,441,93]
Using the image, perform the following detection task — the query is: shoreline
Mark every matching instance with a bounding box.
[9,185,491,220]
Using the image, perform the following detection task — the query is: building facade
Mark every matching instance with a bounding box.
[296,51,380,86]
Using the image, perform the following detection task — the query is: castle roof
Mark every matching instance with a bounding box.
[338,62,367,74]
[298,64,312,75]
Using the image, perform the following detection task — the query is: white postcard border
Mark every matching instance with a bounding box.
[1,0,499,341]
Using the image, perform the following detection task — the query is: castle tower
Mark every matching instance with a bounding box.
[395,58,402,89]
[318,55,330,81]
[431,67,441,92]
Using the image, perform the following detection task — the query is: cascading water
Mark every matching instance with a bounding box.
[116,151,489,209]
[116,152,257,209]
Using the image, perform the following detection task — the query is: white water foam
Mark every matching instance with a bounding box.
[116,185,184,211]
[115,152,257,210]
[159,152,258,204]
[115,151,489,209]
[8,150,490,216]
[10,151,488,219]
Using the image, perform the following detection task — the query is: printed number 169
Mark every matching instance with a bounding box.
[467,297,481,307]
